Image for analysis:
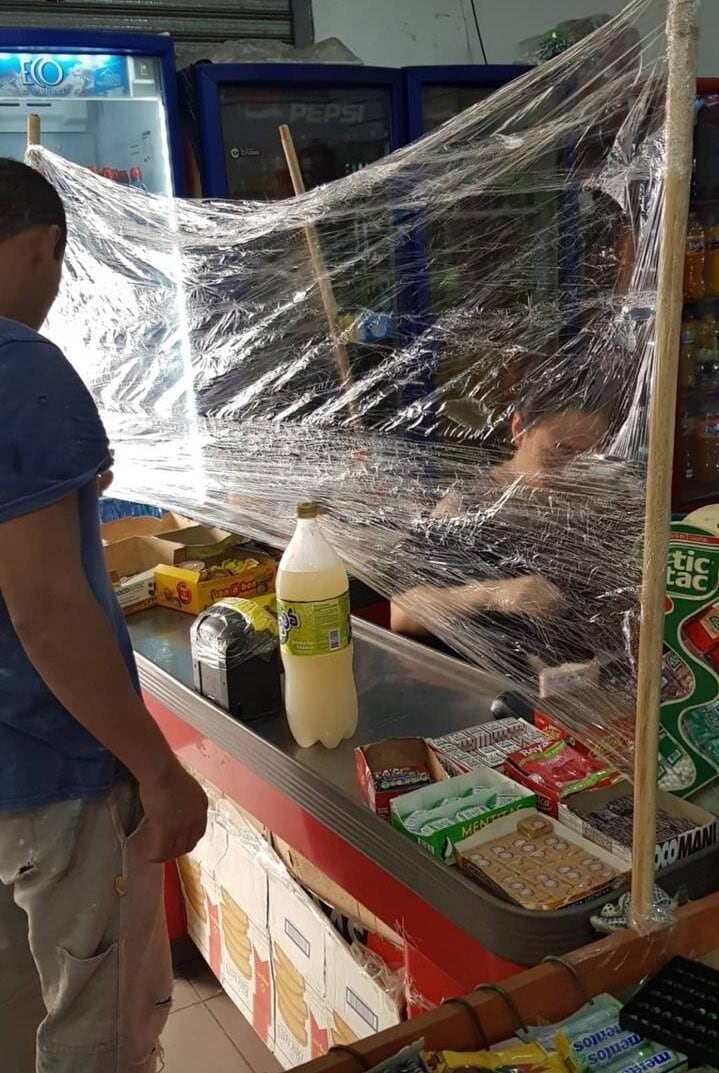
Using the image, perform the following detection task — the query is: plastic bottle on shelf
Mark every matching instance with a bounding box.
[705,218,719,296]
[684,214,707,301]
[276,503,358,749]
[129,166,147,191]
[679,315,699,389]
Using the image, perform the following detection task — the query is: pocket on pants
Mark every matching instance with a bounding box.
[43,942,119,1052]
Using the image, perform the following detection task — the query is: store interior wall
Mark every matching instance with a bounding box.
[311,0,719,74]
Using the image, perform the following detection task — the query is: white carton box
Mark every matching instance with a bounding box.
[325,929,401,1048]
[220,921,274,1048]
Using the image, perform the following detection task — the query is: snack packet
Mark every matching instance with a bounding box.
[423,1043,566,1073]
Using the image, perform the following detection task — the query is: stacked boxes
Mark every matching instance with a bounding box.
[176,774,403,1068]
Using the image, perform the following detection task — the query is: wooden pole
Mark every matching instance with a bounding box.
[27,113,41,147]
[278,124,357,415]
[631,0,697,931]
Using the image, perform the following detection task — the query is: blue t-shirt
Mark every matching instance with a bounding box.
[0,317,138,811]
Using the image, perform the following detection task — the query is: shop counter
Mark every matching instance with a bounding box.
[130,608,719,1005]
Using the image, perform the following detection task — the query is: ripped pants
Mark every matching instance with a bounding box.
[0,782,172,1073]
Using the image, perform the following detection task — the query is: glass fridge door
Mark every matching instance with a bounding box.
[217,81,395,200]
[0,51,173,194]
[421,83,497,134]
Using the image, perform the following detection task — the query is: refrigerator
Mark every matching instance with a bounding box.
[674,79,719,514]
[188,63,404,200]
[182,63,405,361]
[403,64,529,142]
[400,65,537,428]
[0,29,185,196]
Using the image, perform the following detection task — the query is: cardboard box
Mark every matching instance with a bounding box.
[104,535,170,615]
[154,525,276,615]
[659,518,719,796]
[101,513,193,615]
[558,780,717,870]
[390,766,536,861]
[504,739,619,817]
[325,928,402,1050]
[100,512,192,544]
[355,738,448,819]
[455,809,628,910]
[430,719,550,777]
[177,768,403,1068]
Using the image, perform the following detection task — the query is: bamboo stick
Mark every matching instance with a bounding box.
[278,123,357,414]
[27,113,41,147]
[631,0,697,931]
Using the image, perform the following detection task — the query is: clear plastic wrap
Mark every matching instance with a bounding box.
[29,0,679,778]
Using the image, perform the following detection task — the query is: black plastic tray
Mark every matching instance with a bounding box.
[619,956,719,1065]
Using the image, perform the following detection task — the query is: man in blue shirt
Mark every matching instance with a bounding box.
[0,159,208,1072]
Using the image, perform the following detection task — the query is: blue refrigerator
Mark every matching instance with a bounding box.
[403,64,529,141]
[0,29,185,195]
[187,63,405,200]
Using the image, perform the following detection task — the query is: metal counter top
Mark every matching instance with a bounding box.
[130,606,504,801]
[129,606,649,965]
[129,608,719,962]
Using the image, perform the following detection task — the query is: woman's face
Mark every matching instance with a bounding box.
[511,408,609,473]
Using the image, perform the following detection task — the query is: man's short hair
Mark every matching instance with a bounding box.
[0,158,66,255]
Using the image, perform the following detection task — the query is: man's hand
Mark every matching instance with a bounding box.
[139,760,209,863]
[98,469,114,495]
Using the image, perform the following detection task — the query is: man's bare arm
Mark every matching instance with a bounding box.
[0,493,207,861]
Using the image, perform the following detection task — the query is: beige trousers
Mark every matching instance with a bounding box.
[0,782,172,1073]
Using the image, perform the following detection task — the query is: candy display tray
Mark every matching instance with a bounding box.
[619,956,719,1065]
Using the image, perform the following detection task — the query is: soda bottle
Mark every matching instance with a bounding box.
[276,503,358,748]
[684,214,707,300]
[129,166,147,191]
[705,219,719,295]
[679,316,698,389]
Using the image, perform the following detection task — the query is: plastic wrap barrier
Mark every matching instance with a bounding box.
[28,2,684,797]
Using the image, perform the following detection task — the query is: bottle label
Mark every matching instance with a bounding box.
[277,590,351,656]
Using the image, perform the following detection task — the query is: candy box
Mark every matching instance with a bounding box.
[390,765,535,862]
[355,739,447,819]
[558,779,717,870]
[429,718,549,776]
[153,525,276,615]
[659,516,719,797]
[504,739,619,817]
[455,810,627,910]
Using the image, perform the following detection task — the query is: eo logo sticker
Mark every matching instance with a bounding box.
[666,546,719,599]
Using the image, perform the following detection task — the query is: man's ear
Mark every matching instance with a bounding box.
[33,224,63,263]
[510,410,526,444]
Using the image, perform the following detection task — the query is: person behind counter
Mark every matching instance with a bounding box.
[0,159,208,1072]
[390,357,641,682]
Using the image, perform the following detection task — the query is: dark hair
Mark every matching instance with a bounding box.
[0,158,66,255]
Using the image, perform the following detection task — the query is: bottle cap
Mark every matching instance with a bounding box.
[296,502,318,519]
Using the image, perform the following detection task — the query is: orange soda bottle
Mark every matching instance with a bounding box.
[679,316,699,389]
[684,214,707,300]
[705,219,719,296]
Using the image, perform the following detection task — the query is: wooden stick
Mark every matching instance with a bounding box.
[27,113,41,147]
[296,891,719,1073]
[278,124,357,414]
[631,0,697,931]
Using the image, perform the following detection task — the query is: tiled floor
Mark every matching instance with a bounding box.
[163,957,282,1073]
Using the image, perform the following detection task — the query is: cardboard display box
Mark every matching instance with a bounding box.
[101,513,192,616]
[390,765,536,862]
[355,738,448,819]
[429,719,550,776]
[558,779,717,870]
[455,809,628,911]
[153,524,276,616]
[659,516,719,797]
